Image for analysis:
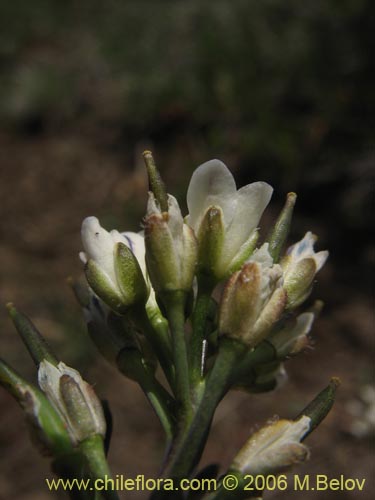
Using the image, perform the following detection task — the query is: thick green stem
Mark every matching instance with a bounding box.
[161,340,276,484]
[164,291,192,419]
[162,339,245,483]
[189,288,213,392]
[79,435,119,500]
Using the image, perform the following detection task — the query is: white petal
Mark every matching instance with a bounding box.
[167,195,184,239]
[248,243,274,268]
[81,217,116,282]
[288,232,316,259]
[186,159,237,230]
[146,191,160,215]
[314,250,329,272]
[223,182,273,262]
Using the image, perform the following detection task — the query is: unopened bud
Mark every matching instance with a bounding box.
[219,246,286,347]
[232,415,311,475]
[282,232,328,309]
[38,361,106,444]
[144,193,197,297]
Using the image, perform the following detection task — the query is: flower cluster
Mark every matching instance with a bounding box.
[1,153,337,500]
[81,158,328,352]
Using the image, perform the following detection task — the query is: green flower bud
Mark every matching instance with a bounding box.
[144,192,197,296]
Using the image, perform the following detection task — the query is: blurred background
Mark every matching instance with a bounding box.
[0,1,373,499]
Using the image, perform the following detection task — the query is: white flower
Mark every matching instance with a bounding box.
[38,360,106,444]
[80,216,137,290]
[284,231,328,274]
[282,232,329,308]
[186,160,273,279]
[80,217,148,312]
[232,415,311,475]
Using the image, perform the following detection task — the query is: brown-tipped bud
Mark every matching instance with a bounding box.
[219,246,286,347]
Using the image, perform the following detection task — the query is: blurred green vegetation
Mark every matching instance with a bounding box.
[0,0,373,286]
[1,0,372,176]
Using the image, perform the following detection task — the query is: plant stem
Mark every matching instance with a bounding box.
[134,308,175,390]
[117,353,176,443]
[79,435,119,500]
[161,340,276,484]
[189,287,213,392]
[164,291,192,421]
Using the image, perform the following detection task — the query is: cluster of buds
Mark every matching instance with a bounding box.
[1,152,337,498]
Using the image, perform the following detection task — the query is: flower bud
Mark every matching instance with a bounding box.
[268,312,315,359]
[0,359,72,456]
[80,217,149,313]
[38,360,106,445]
[282,232,328,309]
[231,415,311,475]
[219,245,287,347]
[144,192,197,296]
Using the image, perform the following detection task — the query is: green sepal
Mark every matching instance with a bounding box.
[114,242,148,306]
[284,258,317,309]
[227,229,259,276]
[197,206,225,283]
[84,259,127,314]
